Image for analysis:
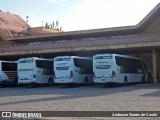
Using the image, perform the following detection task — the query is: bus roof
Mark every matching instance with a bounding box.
[18,57,52,61]
[94,53,143,60]
[0,60,17,63]
[54,56,92,60]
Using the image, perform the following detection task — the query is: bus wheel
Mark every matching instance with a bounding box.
[13,79,18,87]
[48,78,53,86]
[84,77,89,86]
[124,77,128,86]
[1,84,7,87]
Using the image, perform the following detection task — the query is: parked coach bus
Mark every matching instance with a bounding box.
[0,61,18,86]
[54,56,93,85]
[93,54,150,85]
[18,57,54,86]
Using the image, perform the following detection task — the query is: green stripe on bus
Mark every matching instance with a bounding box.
[55,58,63,61]
[94,56,103,59]
[120,66,125,73]
[42,69,52,75]
[79,68,85,74]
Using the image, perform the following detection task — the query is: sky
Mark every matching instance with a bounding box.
[0,0,160,31]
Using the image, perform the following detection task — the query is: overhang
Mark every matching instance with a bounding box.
[2,3,160,43]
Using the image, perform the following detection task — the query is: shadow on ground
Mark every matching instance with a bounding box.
[0,84,144,106]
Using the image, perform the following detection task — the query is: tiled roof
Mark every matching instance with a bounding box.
[0,28,11,37]
[0,11,30,38]
[28,27,62,35]
[0,11,63,38]
[0,11,30,29]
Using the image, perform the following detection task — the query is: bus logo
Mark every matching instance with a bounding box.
[2,112,11,117]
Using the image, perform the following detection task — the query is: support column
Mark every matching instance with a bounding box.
[152,48,157,83]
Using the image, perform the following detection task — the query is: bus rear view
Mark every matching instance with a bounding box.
[93,54,116,84]
[54,56,73,84]
[18,58,35,84]
[18,57,54,86]
[54,56,93,85]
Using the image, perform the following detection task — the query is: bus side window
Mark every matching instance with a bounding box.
[135,60,143,73]
[2,62,17,71]
[124,58,130,73]
[115,56,126,72]
[36,60,43,68]
[129,59,136,73]
[115,56,120,66]
[115,56,123,67]
[74,58,92,74]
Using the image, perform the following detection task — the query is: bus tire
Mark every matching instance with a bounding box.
[1,84,7,87]
[48,78,53,86]
[31,83,38,87]
[14,79,18,86]
[124,77,128,86]
[84,77,89,86]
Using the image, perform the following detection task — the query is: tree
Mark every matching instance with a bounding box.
[50,24,53,28]
[55,20,59,29]
[45,20,62,30]
[52,21,54,29]
[26,16,29,23]
[45,22,48,28]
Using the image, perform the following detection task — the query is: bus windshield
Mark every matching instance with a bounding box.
[94,55,112,70]
[18,59,34,69]
[18,59,34,64]
[55,58,71,61]
[55,63,70,70]
[95,64,111,69]
[2,62,17,71]
[56,66,69,70]
[94,55,112,60]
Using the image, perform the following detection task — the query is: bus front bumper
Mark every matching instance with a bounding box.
[18,78,36,84]
[94,77,116,84]
[55,78,74,84]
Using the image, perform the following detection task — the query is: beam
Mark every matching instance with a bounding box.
[0,41,160,56]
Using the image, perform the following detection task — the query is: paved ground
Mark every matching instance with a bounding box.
[0,84,160,120]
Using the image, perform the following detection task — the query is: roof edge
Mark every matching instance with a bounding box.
[3,3,160,41]
[136,3,160,28]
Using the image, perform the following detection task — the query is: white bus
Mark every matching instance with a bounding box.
[54,56,93,85]
[0,61,18,86]
[18,57,54,86]
[93,54,149,85]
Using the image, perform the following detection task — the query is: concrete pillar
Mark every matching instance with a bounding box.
[152,48,157,83]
